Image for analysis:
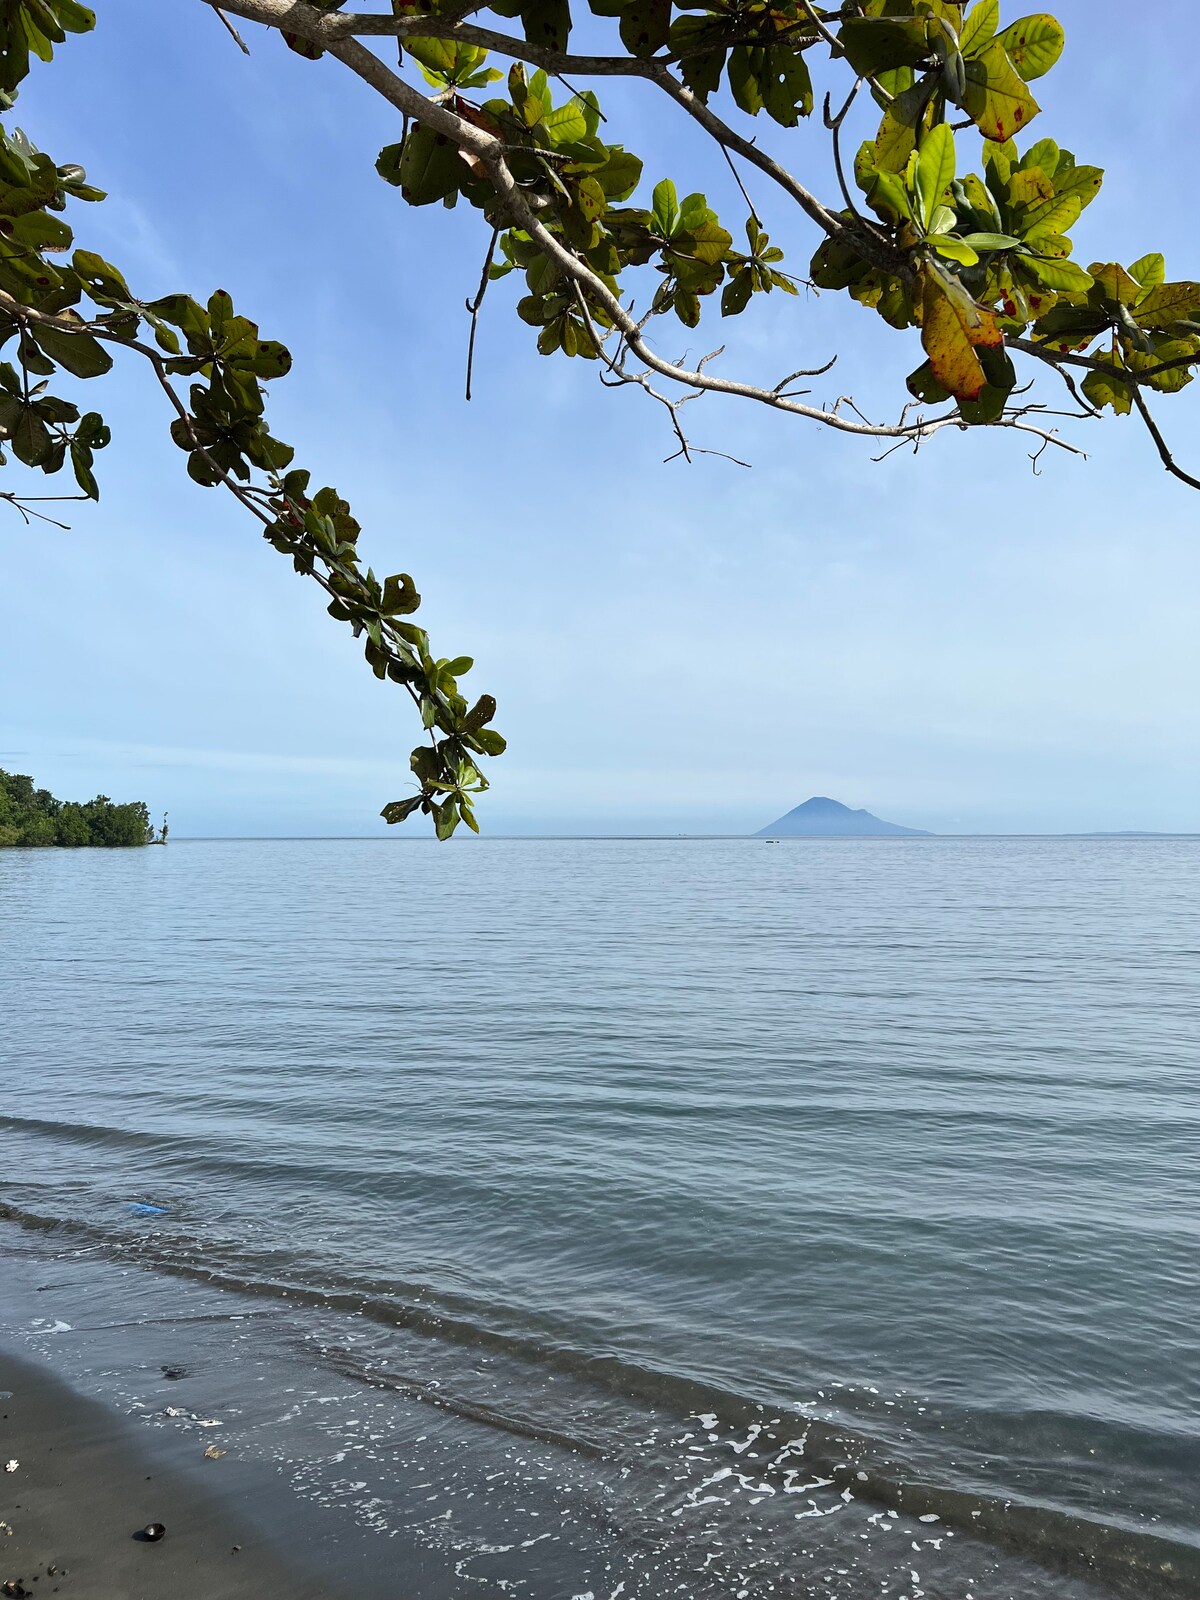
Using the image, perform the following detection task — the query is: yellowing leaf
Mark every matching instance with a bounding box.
[1133,281,1200,327]
[1082,362,1132,416]
[1007,166,1055,208]
[920,268,1004,401]
[963,41,1041,142]
[1089,261,1142,305]
[1020,192,1082,242]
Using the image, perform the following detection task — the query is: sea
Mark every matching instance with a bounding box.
[1,836,1197,1599]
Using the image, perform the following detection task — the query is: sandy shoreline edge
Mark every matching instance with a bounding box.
[1,1344,348,1600]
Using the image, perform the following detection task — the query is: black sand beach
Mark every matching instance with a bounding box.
[0,1347,344,1600]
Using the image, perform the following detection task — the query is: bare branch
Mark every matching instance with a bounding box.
[212,5,251,51]
[0,490,89,529]
[464,224,500,401]
[1128,384,1200,493]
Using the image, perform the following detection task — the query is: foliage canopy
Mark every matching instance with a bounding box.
[0,767,153,847]
[0,1,1197,833]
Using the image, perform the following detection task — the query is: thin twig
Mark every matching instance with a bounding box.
[212,5,251,51]
[555,73,606,120]
[719,142,759,226]
[464,225,500,401]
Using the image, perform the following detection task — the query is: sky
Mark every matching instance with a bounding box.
[2,0,1198,836]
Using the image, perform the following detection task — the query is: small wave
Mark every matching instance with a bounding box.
[2,1198,1196,1597]
[0,1112,186,1156]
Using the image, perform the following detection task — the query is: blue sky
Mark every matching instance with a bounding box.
[3,0,1198,835]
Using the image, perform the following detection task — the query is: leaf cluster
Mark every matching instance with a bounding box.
[0,16,504,838]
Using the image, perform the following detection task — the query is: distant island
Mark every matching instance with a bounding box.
[0,768,162,848]
[756,796,932,838]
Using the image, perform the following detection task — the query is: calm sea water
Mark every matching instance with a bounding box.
[1,837,1197,1598]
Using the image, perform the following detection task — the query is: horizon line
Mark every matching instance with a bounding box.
[162,831,1200,842]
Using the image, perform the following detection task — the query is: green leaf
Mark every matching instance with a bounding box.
[7,208,71,249]
[1022,255,1093,293]
[997,13,1065,81]
[959,231,1020,250]
[458,801,481,834]
[721,269,753,316]
[1020,137,1060,178]
[915,123,956,231]
[11,405,51,465]
[595,147,642,201]
[50,0,95,30]
[433,796,459,840]
[405,36,491,86]
[680,217,730,265]
[929,234,979,266]
[75,409,109,448]
[30,321,112,377]
[70,437,97,498]
[727,44,812,126]
[905,358,952,404]
[394,124,468,206]
[959,0,1000,57]
[652,178,679,237]
[838,16,930,77]
[473,727,507,756]
[1128,253,1166,288]
[863,168,912,223]
[380,796,423,825]
[544,98,588,146]
[71,247,131,302]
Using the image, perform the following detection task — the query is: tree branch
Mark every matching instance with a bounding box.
[1128,384,1200,493]
[205,1,1069,460]
[208,0,852,247]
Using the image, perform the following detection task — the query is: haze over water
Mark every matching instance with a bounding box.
[2,837,1197,1598]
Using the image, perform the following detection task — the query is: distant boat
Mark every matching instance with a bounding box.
[755,796,931,838]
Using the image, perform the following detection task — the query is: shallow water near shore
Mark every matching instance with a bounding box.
[2,836,1198,1597]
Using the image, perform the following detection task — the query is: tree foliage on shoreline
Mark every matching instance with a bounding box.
[0,1,1197,834]
[0,768,152,847]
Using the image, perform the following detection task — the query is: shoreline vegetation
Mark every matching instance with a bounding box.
[0,770,162,848]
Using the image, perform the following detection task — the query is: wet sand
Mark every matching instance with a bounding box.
[0,1346,344,1600]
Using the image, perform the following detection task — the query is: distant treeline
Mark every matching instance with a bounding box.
[0,769,153,848]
